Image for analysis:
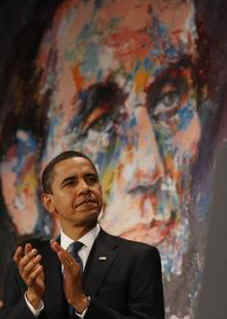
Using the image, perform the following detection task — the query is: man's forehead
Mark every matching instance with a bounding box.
[53,0,196,53]
[53,157,97,177]
[36,0,197,104]
[55,0,194,25]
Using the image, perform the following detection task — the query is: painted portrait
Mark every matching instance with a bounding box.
[0,0,225,318]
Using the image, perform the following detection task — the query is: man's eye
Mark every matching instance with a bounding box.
[75,81,127,135]
[153,91,179,118]
[64,182,73,187]
[86,175,98,184]
[162,91,179,107]
[88,115,112,133]
[63,180,76,188]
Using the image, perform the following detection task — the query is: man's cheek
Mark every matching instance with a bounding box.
[172,112,201,159]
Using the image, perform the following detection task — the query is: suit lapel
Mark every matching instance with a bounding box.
[82,229,119,297]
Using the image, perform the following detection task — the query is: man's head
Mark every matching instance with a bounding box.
[36,0,201,277]
[41,151,102,236]
[41,150,98,193]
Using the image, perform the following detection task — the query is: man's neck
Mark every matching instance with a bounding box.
[61,222,97,241]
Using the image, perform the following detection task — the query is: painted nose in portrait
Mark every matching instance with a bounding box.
[116,99,165,195]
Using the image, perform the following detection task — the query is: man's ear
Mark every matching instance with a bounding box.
[41,192,56,214]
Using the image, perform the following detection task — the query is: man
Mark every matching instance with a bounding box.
[0,150,165,318]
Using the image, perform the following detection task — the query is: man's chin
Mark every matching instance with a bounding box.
[72,210,100,227]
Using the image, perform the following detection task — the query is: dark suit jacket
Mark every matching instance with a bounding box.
[0,229,165,319]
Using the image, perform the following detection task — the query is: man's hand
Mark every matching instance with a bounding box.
[13,243,45,309]
[50,240,89,313]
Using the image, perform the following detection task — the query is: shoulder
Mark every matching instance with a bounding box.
[100,229,160,258]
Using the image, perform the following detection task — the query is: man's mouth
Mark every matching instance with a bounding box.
[74,199,98,209]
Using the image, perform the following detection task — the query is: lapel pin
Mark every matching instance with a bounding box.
[98,256,107,261]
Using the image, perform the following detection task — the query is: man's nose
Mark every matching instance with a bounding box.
[77,178,90,194]
[124,105,164,193]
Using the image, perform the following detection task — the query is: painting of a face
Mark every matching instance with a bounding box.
[36,0,200,279]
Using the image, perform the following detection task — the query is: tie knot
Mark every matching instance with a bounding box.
[67,241,83,255]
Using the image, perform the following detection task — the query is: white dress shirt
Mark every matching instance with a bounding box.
[61,224,100,271]
[25,225,100,317]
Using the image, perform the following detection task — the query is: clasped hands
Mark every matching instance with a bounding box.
[13,240,89,313]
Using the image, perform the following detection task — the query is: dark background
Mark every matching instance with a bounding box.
[0,1,227,318]
[196,143,227,319]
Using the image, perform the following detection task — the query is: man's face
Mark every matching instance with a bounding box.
[43,157,103,231]
[37,0,200,275]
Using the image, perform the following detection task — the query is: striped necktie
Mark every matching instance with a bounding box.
[67,241,84,315]
[67,241,84,272]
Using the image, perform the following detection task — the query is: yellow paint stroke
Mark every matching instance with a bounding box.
[101,168,115,201]
[20,172,37,192]
[134,66,149,93]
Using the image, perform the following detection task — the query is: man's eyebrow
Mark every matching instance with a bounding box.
[77,81,127,120]
[154,56,193,87]
[146,55,194,107]
[85,172,98,178]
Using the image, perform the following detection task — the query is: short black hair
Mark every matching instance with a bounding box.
[41,150,98,194]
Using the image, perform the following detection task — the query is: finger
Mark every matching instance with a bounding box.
[50,240,69,265]
[23,254,42,276]
[39,269,45,280]
[58,250,80,272]
[58,250,71,264]
[50,241,74,265]
[19,248,38,269]
[50,239,62,253]
[13,246,24,264]
[50,240,80,270]
[26,265,43,286]
[25,243,32,255]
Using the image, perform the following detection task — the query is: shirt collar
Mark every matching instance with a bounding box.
[60,224,100,251]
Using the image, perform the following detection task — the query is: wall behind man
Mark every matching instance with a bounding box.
[195,143,227,319]
[194,1,227,317]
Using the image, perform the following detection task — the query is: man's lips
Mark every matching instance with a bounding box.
[74,199,98,209]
